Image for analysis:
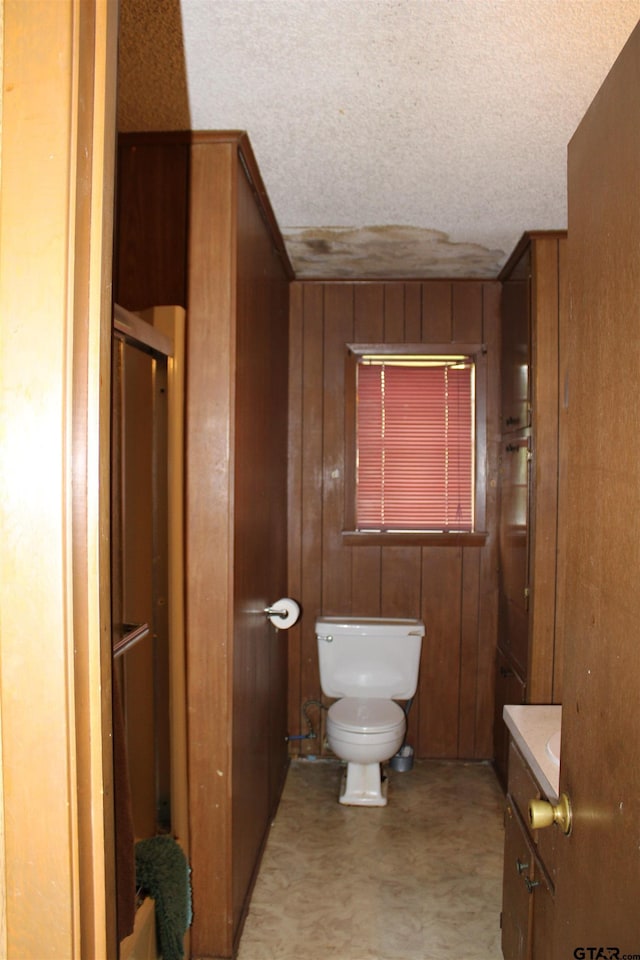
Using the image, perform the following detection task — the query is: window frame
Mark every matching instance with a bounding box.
[343,343,488,546]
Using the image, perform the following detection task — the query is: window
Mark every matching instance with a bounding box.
[345,345,487,541]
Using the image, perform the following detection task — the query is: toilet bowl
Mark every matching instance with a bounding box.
[316,616,425,806]
[327,697,406,805]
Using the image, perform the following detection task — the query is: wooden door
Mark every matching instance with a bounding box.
[186,137,291,958]
[231,158,290,929]
[0,3,117,956]
[553,23,640,953]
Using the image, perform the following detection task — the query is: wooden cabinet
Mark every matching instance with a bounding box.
[494,233,566,787]
[115,132,292,959]
[501,740,556,960]
[501,250,531,435]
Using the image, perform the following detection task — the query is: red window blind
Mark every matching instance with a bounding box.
[356,359,474,531]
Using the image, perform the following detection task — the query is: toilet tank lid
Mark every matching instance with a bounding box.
[315,616,425,637]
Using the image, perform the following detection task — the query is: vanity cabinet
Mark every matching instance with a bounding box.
[501,740,556,960]
[494,232,566,787]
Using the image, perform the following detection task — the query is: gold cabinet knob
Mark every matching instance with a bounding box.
[528,792,572,835]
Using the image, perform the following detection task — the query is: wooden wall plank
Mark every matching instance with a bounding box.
[351,286,384,613]
[404,283,422,341]
[382,544,423,748]
[287,283,304,743]
[298,284,325,753]
[321,285,354,614]
[419,547,462,756]
[476,282,502,758]
[422,281,452,340]
[383,282,405,340]
[381,547,422,619]
[452,281,484,341]
[458,548,481,756]
[354,283,385,340]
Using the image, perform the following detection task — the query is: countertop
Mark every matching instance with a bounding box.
[503,704,562,803]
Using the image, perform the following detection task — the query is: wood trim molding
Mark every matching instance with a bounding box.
[342,530,489,547]
[499,230,567,281]
[0,1,118,956]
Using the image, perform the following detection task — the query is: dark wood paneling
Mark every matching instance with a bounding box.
[297,284,325,752]
[420,546,463,756]
[287,282,304,749]
[404,282,422,341]
[288,279,501,760]
[383,282,406,340]
[476,282,502,758]
[351,285,384,613]
[422,281,453,340]
[458,548,481,757]
[381,547,421,618]
[115,139,189,310]
[322,285,354,614]
[452,282,483,341]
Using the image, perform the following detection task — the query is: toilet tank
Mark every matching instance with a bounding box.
[315,616,425,700]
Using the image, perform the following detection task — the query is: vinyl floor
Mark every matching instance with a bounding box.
[237,758,505,960]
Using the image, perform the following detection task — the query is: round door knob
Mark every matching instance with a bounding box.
[528,792,572,835]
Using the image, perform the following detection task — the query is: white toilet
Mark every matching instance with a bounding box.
[315,616,425,806]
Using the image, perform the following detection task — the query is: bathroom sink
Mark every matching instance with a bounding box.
[546,730,561,766]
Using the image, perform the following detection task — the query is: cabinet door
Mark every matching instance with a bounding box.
[501,803,532,960]
[498,435,531,676]
[501,268,531,433]
[530,868,554,960]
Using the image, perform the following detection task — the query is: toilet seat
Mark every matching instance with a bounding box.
[328,697,405,734]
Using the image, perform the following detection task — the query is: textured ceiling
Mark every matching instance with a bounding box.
[118,0,640,278]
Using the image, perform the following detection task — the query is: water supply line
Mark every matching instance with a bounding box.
[285,699,327,742]
[401,697,414,744]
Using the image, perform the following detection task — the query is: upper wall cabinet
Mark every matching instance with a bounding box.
[494,232,567,787]
[501,248,531,435]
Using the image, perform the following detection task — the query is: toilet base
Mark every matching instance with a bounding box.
[339,761,388,806]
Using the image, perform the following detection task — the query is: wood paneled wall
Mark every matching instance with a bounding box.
[288,280,501,760]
